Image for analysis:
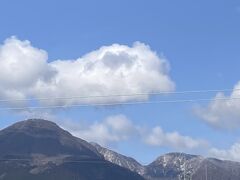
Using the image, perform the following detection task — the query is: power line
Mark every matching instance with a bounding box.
[0,96,239,110]
[0,88,239,103]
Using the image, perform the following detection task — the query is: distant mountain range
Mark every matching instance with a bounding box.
[0,119,240,180]
[92,139,240,180]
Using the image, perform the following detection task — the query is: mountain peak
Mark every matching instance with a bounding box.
[7,119,59,130]
[0,119,101,158]
[1,119,73,140]
[149,152,203,168]
[159,152,201,160]
[0,119,144,180]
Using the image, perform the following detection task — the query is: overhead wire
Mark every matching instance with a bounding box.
[0,96,239,110]
[0,88,238,103]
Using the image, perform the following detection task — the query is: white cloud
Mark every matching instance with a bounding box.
[0,37,175,107]
[209,142,240,162]
[0,37,55,105]
[56,114,208,150]
[58,115,138,146]
[195,82,240,130]
[144,126,208,150]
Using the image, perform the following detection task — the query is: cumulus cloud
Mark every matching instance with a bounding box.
[144,126,208,150]
[0,37,55,104]
[195,82,240,130]
[0,37,175,107]
[57,114,208,150]
[209,142,240,162]
[58,115,138,146]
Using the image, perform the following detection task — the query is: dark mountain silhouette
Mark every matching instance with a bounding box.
[0,119,144,180]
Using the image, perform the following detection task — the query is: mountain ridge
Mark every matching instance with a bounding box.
[1,119,240,180]
[94,144,240,180]
[0,119,144,180]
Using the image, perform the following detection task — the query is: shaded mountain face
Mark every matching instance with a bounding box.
[0,119,144,180]
[0,119,100,158]
[190,158,240,180]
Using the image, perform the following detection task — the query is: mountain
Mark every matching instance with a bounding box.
[91,142,145,175]
[92,144,240,180]
[145,153,240,180]
[2,119,240,180]
[0,119,100,158]
[0,119,144,180]
[145,153,203,180]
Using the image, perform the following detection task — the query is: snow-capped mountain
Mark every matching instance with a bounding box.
[145,153,240,180]
[91,142,145,175]
[93,144,240,180]
[145,153,204,180]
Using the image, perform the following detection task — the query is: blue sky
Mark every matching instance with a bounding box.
[1,0,240,164]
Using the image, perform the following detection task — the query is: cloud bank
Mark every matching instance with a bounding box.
[61,115,138,146]
[144,126,208,149]
[0,37,175,107]
[195,82,240,130]
[57,114,207,150]
[209,142,240,162]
